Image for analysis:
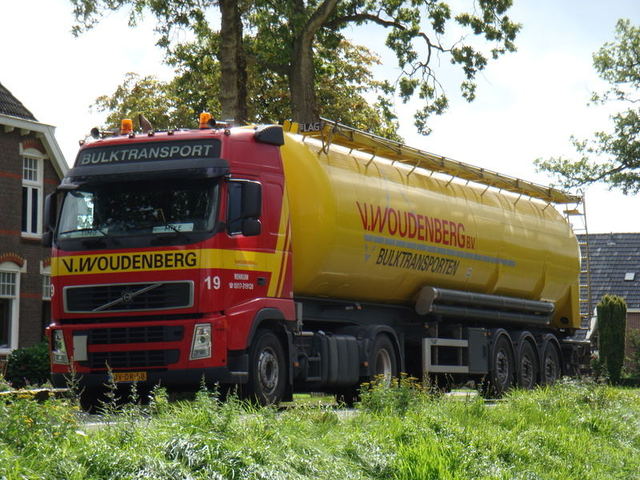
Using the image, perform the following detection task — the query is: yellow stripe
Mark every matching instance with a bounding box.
[52,249,279,276]
[267,192,290,297]
[277,223,292,297]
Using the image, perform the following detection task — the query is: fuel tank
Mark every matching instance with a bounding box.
[280,131,580,330]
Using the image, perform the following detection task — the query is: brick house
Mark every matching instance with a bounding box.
[579,232,640,362]
[0,82,67,358]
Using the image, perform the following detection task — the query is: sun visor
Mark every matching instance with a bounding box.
[66,139,228,183]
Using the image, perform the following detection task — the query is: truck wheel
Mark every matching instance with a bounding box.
[516,338,539,389]
[245,330,287,405]
[486,332,515,397]
[540,339,561,385]
[370,335,398,386]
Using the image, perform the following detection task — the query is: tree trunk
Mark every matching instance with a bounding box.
[219,0,247,124]
[290,41,318,124]
[289,0,339,125]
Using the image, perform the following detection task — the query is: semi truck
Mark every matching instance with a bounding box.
[45,116,590,404]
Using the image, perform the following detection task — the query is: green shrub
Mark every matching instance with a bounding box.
[627,329,640,379]
[5,342,50,388]
[597,295,627,384]
[358,374,430,415]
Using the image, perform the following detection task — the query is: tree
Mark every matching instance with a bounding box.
[92,73,195,130]
[71,0,250,123]
[70,0,520,132]
[93,41,401,139]
[536,19,640,193]
[596,295,627,384]
[250,0,520,129]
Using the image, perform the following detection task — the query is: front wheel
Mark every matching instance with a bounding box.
[244,330,287,405]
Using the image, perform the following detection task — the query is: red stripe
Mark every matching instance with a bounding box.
[0,171,21,180]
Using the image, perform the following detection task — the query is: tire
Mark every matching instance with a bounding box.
[244,330,287,405]
[79,388,103,413]
[335,387,359,407]
[540,338,561,385]
[486,332,515,397]
[516,338,539,389]
[369,334,398,386]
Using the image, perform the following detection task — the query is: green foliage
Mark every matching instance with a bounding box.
[254,0,520,133]
[2,381,640,479]
[5,342,50,389]
[0,373,11,392]
[92,72,196,130]
[358,374,432,416]
[597,295,627,384]
[70,0,520,136]
[537,19,640,193]
[627,329,640,378]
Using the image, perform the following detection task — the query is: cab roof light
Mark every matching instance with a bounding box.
[120,118,134,135]
[199,112,213,129]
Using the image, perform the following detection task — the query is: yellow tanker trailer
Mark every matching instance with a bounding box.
[280,120,588,397]
[45,116,591,405]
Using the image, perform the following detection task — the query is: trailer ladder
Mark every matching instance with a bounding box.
[283,119,581,205]
[564,195,594,330]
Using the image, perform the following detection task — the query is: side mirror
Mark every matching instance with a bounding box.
[43,193,57,247]
[241,218,261,236]
[44,193,57,231]
[241,182,262,218]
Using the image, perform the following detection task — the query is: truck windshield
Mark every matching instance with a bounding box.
[57,178,219,239]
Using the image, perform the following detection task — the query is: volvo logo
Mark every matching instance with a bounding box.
[120,291,134,305]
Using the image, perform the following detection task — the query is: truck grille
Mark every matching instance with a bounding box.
[64,281,193,313]
[81,350,180,369]
[88,326,184,345]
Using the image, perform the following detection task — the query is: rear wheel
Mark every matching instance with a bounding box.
[485,332,515,397]
[516,338,539,389]
[244,330,287,405]
[540,339,561,385]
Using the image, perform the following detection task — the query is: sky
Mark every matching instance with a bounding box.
[1,0,639,233]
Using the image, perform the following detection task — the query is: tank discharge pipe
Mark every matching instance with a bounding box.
[415,286,554,327]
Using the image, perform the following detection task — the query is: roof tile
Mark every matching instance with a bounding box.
[579,232,640,313]
[0,82,36,120]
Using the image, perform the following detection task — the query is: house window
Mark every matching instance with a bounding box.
[42,274,52,301]
[22,156,43,236]
[0,271,18,350]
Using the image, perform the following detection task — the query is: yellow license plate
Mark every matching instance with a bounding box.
[113,371,147,383]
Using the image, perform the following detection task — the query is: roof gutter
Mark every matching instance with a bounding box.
[0,113,68,178]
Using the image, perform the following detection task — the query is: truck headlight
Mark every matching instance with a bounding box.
[190,324,212,360]
[52,330,69,365]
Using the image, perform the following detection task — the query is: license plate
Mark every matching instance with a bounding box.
[113,371,147,383]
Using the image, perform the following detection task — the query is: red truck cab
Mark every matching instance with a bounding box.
[47,122,295,403]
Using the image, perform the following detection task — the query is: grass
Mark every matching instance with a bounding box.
[0,378,639,479]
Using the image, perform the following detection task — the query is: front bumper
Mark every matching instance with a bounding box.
[51,364,248,390]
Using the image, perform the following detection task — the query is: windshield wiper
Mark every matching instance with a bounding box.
[59,227,111,238]
[59,227,120,245]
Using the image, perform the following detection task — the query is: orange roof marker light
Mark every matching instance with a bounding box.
[120,118,134,135]
[199,112,213,129]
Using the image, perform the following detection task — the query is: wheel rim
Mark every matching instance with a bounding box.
[543,347,559,383]
[520,352,535,389]
[496,349,510,385]
[257,346,279,396]
[375,348,393,385]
